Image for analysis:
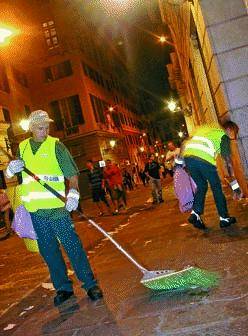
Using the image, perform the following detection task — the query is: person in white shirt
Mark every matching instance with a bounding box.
[165,141,181,176]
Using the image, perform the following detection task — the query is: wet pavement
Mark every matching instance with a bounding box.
[0,180,248,335]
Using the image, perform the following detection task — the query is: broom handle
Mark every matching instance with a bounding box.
[82,216,148,273]
[1,145,147,273]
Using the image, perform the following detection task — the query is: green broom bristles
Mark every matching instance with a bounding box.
[141,267,219,291]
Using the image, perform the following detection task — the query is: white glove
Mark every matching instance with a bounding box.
[6,160,25,178]
[65,188,80,212]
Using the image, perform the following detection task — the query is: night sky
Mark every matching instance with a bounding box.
[84,1,183,142]
[85,1,173,102]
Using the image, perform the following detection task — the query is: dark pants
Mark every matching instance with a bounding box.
[184,157,229,217]
[31,210,97,292]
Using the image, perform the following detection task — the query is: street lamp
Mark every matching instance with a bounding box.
[110,140,116,148]
[140,146,144,152]
[167,100,177,112]
[20,119,30,132]
[159,35,167,44]
[108,106,114,112]
[178,131,184,138]
[0,28,13,44]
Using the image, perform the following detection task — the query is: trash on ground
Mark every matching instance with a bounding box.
[144,240,152,246]
[24,306,34,311]
[130,212,139,218]
[180,223,188,227]
[19,311,27,316]
[4,324,16,331]
[41,282,55,290]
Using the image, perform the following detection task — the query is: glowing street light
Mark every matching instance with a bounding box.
[20,119,30,131]
[167,100,177,112]
[155,152,159,157]
[159,35,166,44]
[108,106,114,112]
[178,131,184,138]
[139,146,144,152]
[0,28,13,44]
[109,140,116,148]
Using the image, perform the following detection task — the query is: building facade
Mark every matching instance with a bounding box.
[158,0,248,195]
[0,0,148,195]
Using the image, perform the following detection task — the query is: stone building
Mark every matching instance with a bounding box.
[158,0,248,195]
[0,0,148,195]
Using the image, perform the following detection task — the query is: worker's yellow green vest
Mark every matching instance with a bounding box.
[19,136,65,212]
[183,126,226,166]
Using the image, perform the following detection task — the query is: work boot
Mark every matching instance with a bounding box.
[87,285,103,301]
[188,212,207,230]
[220,216,236,228]
[54,290,74,307]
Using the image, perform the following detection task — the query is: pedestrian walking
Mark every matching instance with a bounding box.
[144,154,164,204]
[138,169,147,186]
[5,110,103,306]
[165,141,181,177]
[86,160,114,216]
[104,159,127,212]
[182,120,239,230]
[122,169,133,191]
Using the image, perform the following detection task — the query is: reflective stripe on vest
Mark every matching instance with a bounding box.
[183,127,225,165]
[184,136,216,157]
[21,191,65,202]
[19,136,65,212]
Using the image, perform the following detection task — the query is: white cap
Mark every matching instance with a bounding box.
[28,110,53,126]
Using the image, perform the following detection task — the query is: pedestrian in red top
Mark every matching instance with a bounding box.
[104,160,127,212]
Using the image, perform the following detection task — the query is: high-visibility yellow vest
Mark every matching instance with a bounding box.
[183,126,226,166]
[19,136,65,212]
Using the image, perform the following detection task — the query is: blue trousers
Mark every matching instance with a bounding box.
[30,210,97,292]
[184,157,229,217]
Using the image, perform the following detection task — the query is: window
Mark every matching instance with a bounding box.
[42,20,59,49]
[12,67,28,88]
[0,64,10,93]
[50,95,84,132]
[89,94,107,124]
[44,60,73,82]
[24,105,31,117]
[3,108,11,123]
[82,62,108,90]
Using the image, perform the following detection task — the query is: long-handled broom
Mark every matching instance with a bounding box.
[2,146,219,291]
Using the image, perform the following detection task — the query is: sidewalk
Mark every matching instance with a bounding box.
[0,180,247,335]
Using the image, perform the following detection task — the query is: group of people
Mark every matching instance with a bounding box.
[86,159,128,216]
[4,108,241,308]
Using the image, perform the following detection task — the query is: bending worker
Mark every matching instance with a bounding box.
[182,120,239,230]
[5,110,103,306]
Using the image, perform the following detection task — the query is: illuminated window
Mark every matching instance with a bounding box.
[42,20,59,49]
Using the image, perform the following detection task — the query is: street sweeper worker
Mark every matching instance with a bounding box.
[5,110,103,306]
[182,120,239,230]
